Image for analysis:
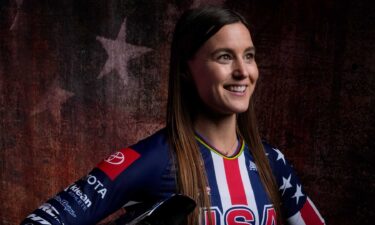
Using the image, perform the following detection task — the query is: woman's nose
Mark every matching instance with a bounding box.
[232,60,249,79]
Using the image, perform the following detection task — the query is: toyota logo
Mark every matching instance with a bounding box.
[105,152,125,165]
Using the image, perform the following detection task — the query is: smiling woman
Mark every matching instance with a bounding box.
[188,22,258,115]
[20,6,325,225]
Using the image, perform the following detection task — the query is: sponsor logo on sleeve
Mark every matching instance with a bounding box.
[39,203,64,225]
[97,148,140,180]
[53,196,77,218]
[85,174,107,199]
[27,214,52,225]
[64,184,92,211]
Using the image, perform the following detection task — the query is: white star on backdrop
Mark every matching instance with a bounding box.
[96,18,152,85]
[273,148,286,165]
[279,174,293,196]
[292,184,304,204]
[10,0,24,31]
[31,79,74,121]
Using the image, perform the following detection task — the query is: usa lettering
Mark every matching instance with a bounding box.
[225,207,254,225]
[86,175,107,199]
[204,206,276,225]
[261,205,276,225]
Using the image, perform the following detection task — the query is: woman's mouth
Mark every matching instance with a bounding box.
[224,85,247,93]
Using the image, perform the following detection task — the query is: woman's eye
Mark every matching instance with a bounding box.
[217,54,232,63]
[245,53,255,60]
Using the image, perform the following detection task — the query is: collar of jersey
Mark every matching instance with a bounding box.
[194,132,245,160]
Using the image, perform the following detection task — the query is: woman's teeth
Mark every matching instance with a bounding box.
[226,85,246,92]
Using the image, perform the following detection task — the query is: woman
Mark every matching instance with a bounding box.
[21,7,325,225]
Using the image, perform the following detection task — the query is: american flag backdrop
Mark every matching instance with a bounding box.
[0,0,374,224]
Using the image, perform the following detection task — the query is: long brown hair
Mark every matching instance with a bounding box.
[166,7,282,225]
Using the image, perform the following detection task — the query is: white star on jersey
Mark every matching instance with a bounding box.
[279,174,293,196]
[96,18,152,85]
[292,184,304,204]
[273,148,286,165]
[249,160,257,171]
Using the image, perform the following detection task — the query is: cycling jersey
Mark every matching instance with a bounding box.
[20,128,325,225]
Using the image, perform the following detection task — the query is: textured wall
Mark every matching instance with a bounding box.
[0,0,374,224]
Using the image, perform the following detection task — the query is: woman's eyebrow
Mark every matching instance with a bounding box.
[245,46,256,53]
[210,48,233,55]
[210,46,256,56]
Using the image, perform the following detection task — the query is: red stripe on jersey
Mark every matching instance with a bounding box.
[223,158,247,205]
[300,199,324,225]
[204,210,217,225]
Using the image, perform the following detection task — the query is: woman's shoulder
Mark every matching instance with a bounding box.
[261,141,288,165]
[130,127,170,155]
[93,127,173,187]
[260,140,296,180]
[97,128,171,175]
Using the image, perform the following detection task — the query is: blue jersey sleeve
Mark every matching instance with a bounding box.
[20,129,176,225]
[263,143,325,225]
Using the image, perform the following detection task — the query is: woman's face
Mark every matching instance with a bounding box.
[188,22,258,115]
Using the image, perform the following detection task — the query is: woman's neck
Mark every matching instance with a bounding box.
[194,113,238,156]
